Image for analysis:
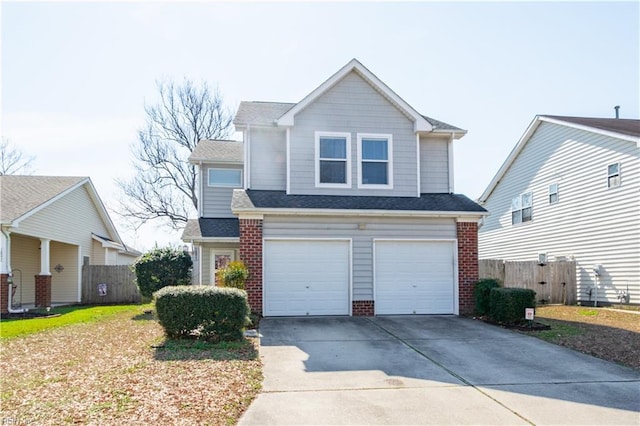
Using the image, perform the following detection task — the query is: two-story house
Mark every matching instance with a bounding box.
[478,115,640,305]
[182,59,487,316]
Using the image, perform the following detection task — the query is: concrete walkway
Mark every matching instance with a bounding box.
[239,316,640,425]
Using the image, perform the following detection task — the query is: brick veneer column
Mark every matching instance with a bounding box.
[35,275,52,308]
[239,219,263,316]
[352,300,374,316]
[0,274,8,314]
[457,221,479,315]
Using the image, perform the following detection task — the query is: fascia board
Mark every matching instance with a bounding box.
[539,116,640,144]
[232,207,488,219]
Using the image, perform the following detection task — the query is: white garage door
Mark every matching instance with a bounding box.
[375,241,455,315]
[264,240,350,316]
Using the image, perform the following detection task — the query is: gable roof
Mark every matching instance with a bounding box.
[232,189,486,217]
[0,175,124,246]
[182,218,240,241]
[479,115,640,203]
[233,59,465,137]
[189,140,243,163]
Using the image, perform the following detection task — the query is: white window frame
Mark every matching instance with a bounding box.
[315,131,351,188]
[607,162,621,188]
[548,183,559,204]
[208,168,242,188]
[357,133,393,189]
[511,191,533,225]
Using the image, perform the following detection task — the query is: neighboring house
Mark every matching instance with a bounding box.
[478,115,640,305]
[0,176,140,313]
[182,59,487,316]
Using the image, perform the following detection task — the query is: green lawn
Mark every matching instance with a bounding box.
[0,304,150,339]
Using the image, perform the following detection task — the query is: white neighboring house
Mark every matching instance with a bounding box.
[478,115,640,305]
[0,176,140,313]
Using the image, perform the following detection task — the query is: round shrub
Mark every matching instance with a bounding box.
[220,261,249,290]
[474,278,501,316]
[133,247,193,298]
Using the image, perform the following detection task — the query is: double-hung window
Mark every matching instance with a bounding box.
[511,192,533,225]
[315,132,351,187]
[548,183,559,204]
[607,163,620,188]
[208,168,242,187]
[358,133,393,188]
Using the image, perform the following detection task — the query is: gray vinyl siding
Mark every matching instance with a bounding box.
[288,71,417,197]
[263,215,457,301]
[479,121,640,304]
[202,165,243,217]
[249,127,286,190]
[420,136,450,193]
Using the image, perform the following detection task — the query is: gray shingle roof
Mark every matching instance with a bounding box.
[542,115,640,138]
[189,140,243,163]
[0,175,86,223]
[234,190,486,213]
[234,102,295,127]
[421,115,465,132]
[182,218,240,239]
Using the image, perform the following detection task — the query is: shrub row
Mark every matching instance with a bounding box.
[154,285,250,342]
[474,280,536,324]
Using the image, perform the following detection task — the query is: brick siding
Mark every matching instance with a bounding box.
[35,275,52,308]
[457,221,479,314]
[239,219,263,315]
[352,300,374,316]
[0,274,8,314]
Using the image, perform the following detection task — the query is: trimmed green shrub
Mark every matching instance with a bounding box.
[220,261,249,290]
[154,285,250,342]
[474,278,501,315]
[489,288,536,324]
[134,247,192,298]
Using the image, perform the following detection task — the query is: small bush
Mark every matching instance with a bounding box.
[134,247,192,298]
[489,288,536,324]
[220,261,249,290]
[474,278,501,315]
[154,285,250,342]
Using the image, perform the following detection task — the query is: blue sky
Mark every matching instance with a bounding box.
[2,1,638,250]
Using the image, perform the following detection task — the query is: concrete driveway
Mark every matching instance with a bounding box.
[239,316,640,425]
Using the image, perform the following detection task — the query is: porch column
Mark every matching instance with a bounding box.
[36,238,52,308]
[239,217,263,316]
[457,220,479,315]
[1,230,11,314]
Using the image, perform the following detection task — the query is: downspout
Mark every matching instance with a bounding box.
[1,227,25,313]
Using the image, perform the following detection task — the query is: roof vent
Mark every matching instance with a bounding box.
[614,105,620,119]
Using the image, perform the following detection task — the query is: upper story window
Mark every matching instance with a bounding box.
[208,168,242,187]
[358,133,393,188]
[607,162,620,188]
[315,132,351,187]
[548,183,559,204]
[511,192,532,225]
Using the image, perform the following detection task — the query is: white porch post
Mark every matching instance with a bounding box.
[40,238,51,275]
[0,229,10,274]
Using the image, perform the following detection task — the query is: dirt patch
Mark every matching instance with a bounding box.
[0,307,262,425]
[524,305,640,370]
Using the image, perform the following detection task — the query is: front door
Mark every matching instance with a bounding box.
[210,250,235,285]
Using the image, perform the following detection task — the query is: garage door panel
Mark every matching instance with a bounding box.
[376,241,455,315]
[265,240,350,316]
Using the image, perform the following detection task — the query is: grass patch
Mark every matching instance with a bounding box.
[534,320,583,342]
[154,337,259,362]
[0,304,150,339]
[578,309,598,316]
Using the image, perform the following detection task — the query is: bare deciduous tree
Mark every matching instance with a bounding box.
[117,79,233,229]
[0,138,35,175]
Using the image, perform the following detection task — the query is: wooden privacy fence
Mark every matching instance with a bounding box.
[479,259,577,305]
[82,265,141,304]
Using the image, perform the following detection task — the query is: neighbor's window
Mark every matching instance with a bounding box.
[549,183,559,204]
[607,163,620,188]
[358,134,393,188]
[316,132,351,187]
[511,192,533,225]
[208,168,242,187]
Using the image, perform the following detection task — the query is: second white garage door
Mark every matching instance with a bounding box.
[375,240,456,315]
[264,240,350,316]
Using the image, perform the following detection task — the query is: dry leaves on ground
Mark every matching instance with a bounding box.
[0,309,262,425]
[532,305,640,370]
